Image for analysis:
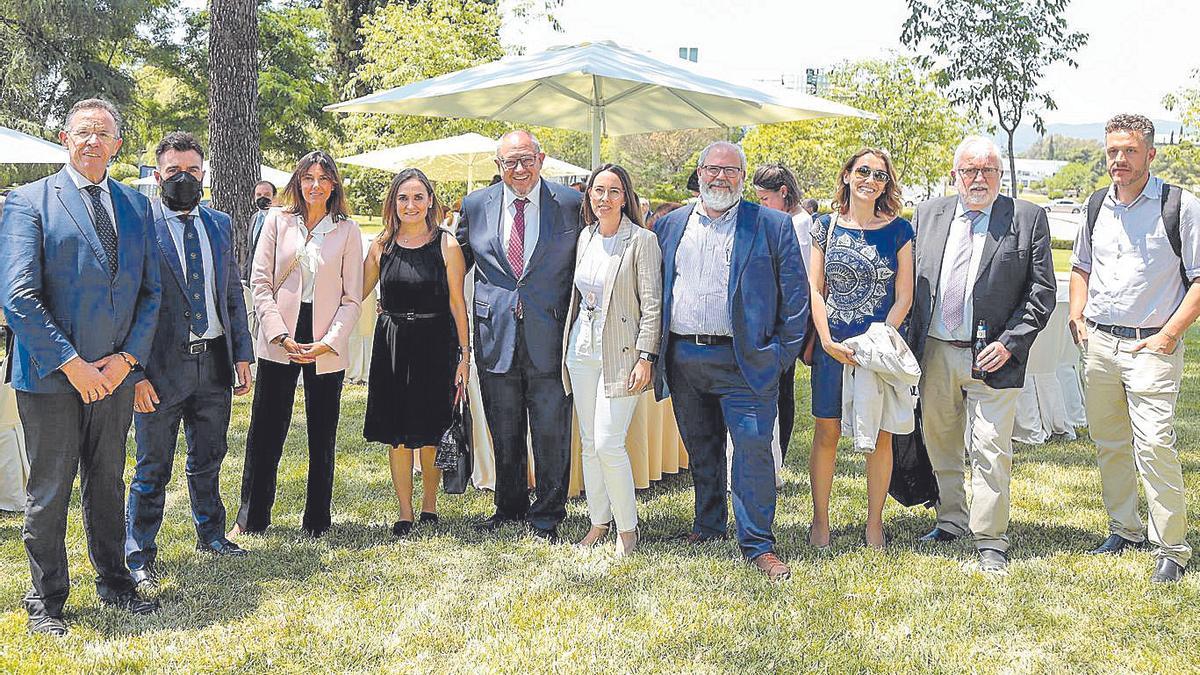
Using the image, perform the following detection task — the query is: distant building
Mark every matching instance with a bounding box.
[1004,158,1068,189]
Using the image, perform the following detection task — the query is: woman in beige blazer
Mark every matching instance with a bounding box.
[232,151,363,538]
[562,164,662,556]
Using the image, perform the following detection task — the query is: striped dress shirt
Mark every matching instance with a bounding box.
[670,201,738,336]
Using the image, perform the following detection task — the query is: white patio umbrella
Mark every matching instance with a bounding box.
[0,126,68,164]
[338,132,591,189]
[132,162,292,188]
[325,40,873,168]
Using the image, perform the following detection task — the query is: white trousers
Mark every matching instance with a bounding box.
[566,317,639,532]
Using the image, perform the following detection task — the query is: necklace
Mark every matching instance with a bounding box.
[397,227,429,247]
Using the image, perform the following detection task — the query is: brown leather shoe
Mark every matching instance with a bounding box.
[751,552,791,581]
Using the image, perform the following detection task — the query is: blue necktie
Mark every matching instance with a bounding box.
[181,215,208,336]
[83,185,118,277]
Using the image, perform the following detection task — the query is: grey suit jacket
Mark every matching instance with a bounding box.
[561,217,663,398]
[908,194,1056,389]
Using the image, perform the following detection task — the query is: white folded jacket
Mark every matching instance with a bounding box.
[840,323,922,452]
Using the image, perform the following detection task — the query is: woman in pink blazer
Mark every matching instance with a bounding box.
[231,151,363,538]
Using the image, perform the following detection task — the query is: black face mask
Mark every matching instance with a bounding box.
[255,196,272,211]
[160,171,203,212]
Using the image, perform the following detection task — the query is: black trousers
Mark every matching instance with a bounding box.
[477,328,573,530]
[235,303,345,535]
[777,360,797,459]
[17,385,137,618]
[126,343,233,571]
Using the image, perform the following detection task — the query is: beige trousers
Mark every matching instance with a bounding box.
[1084,328,1190,566]
[920,339,1020,552]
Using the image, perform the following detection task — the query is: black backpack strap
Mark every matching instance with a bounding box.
[1160,182,1188,286]
[1085,187,1108,246]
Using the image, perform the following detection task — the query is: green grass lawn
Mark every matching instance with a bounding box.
[3,336,1200,672]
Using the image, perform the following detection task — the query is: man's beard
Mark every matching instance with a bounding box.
[700,181,741,212]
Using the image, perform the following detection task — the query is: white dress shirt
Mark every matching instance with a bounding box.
[929,202,992,342]
[501,180,541,272]
[1071,175,1200,327]
[297,214,337,303]
[64,163,116,236]
[670,201,737,336]
[162,205,224,340]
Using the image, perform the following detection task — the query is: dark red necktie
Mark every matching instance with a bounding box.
[507,197,528,278]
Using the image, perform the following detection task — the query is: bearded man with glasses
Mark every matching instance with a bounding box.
[455,130,583,542]
[652,141,809,580]
[907,135,1056,574]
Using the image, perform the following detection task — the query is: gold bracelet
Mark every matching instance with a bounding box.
[1162,330,1179,342]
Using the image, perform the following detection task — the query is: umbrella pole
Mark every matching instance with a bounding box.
[467,164,474,193]
[591,106,601,169]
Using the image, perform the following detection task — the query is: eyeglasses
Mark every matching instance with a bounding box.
[589,186,624,201]
[496,156,539,171]
[68,129,118,144]
[700,165,744,178]
[853,166,891,183]
[955,167,1001,180]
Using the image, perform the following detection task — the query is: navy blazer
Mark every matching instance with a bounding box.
[0,167,161,394]
[654,200,810,398]
[129,200,254,391]
[457,180,583,375]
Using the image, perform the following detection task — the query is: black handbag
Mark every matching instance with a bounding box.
[437,398,473,495]
[888,401,939,508]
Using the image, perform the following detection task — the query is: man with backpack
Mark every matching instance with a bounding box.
[1069,113,1200,584]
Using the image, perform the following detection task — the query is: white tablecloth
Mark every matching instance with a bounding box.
[1013,271,1087,444]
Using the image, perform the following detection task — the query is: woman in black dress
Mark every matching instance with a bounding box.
[362,168,469,536]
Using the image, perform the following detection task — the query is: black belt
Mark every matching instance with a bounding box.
[1087,320,1161,340]
[671,332,733,346]
[382,310,445,321]
[930,336,973,349]
[186,337,223,355]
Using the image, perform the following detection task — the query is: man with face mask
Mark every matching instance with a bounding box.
[0,98,162,635]
[652,141,809,580]
[124,131,256,588]
[244,180,276,282]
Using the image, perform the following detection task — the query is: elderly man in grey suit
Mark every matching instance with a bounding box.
[908,135,1056,574]
[456,130,583,541]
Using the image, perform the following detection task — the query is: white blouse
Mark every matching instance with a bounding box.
[574,229,619,314]
[296,214,337,303]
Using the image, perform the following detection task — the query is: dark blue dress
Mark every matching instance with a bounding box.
[810,214,914,418]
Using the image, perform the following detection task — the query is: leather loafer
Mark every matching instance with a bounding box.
[28,615,68,637]
[418,512,439,524]
[1151,558,1185,584]
[1087,533,1146,556]
[528,525,561,544]
[472,514,521,532]
[751,552,791,581]
[197,538,249,557]
[392,520,414,537]
[101,589,160,615]
[918,527,960,543]
[978,548,1008,574]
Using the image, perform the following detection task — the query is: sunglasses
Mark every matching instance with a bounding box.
[853,166,891,183]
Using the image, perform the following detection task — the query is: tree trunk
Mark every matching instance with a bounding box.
[209,0,261,273]
[1006,131,1019,198]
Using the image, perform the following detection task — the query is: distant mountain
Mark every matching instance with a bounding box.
[991,119,1184,154]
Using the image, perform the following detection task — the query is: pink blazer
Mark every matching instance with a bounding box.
[251,208,363,374]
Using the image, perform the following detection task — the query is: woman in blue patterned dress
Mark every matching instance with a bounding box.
[808,148,914,549]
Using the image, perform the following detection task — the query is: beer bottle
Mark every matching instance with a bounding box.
[971,320,988,380]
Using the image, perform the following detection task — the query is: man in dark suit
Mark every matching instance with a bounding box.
[243,180,276,282]
[124,132,256,587]
[908,135,1055,574]
[0,98,162,635]
[654,141,808,580]
[456,130,583,541]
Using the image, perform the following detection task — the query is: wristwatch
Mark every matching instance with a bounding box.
[273,333,291,346]
[639,351,658,364]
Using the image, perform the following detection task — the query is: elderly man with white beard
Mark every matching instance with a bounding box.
[651,141,809,580]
